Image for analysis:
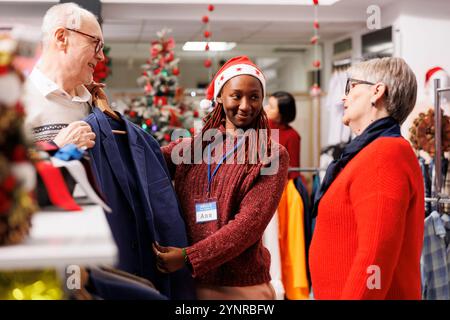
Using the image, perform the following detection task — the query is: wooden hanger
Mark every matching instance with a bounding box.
[92,87,127,135]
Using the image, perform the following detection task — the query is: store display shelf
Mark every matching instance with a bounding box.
[0,205,117,271]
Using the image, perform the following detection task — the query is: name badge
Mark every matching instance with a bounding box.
[195,201,218,223]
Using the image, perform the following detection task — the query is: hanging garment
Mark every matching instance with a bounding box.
[277,179,309,300]
[421,211,450,300]
[84,108,195,299]
[87,266,168,300]
[294,177,312,289]
[262,210,285,300]
[419,157,432,216]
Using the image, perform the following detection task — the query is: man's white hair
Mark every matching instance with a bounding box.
[41,2,98,47]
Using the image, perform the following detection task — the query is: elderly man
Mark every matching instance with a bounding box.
[23,2,103,148]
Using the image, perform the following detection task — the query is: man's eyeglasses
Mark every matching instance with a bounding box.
[345,78,375,95]
[65,28,104,54]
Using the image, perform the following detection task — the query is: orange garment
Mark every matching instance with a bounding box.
[277,179,309,299]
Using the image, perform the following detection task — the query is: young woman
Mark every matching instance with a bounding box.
[265,91,302,180]
[153,56,289,300]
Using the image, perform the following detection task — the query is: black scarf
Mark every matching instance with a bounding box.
[312,116,401,217]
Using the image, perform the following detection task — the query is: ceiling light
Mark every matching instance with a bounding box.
[101,0,340,5]
[183,41,236,52]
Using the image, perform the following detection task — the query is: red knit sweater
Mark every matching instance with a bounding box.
[162,133,289,286]
[309,137,424,300]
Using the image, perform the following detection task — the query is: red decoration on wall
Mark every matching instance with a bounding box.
[313,0,319,5]
[208,4,214,11]
[313,20,320,29]
[172,67,180,76]
[202,15,209,24]
[204,30,211,38]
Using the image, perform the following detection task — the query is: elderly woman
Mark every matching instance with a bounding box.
[309,57,424,300]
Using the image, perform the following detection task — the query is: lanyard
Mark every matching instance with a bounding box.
[207,138,244,195]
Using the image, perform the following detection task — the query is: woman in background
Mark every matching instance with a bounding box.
[265,91,301,180]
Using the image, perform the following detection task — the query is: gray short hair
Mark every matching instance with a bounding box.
[348,57,417,124]
[41,2,97,47]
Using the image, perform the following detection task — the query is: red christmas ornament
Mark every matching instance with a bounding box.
[204,30,211,38]
[208,4,214,11]
[313,20,320,29]
[165,51,174,63]
[172,67,180,76]
[129,111,137,118]
[310,35,319,45]
[313,0,319,5]
[15,102,25,117]
[154,68,161,75]
[202,15,209,24]
[313,60,321,68]
[193,110,199,118]
[145,119,153,126]
[205,43,210,51]
[0,193,11,214]
[145,83,152,93]
[2,175,16,192]
[164,133,171,142]
[190,127,195,135]
[204,58,212,68]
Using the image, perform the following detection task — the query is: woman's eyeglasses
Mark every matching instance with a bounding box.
[345,78,376,95]
[65,28,104,54]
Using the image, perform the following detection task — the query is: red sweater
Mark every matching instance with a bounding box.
[162,133,289,286]
[269,120,301,180]
[309,137,424,300]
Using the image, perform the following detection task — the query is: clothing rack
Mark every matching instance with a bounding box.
[432,79,450,209]
[425,196,450,204]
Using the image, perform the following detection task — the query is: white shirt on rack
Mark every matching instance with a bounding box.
[326,71,352,145]
[22,67,92,142]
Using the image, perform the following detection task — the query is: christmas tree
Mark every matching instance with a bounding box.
[125,29,200,145]
[0,35,36,246]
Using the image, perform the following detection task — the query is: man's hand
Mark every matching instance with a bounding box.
[53,121,96,149]
[86,81,107,101]
[152,242,185,274]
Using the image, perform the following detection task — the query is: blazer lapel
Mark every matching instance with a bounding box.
[94,108,135,211]
[125,120,157,238]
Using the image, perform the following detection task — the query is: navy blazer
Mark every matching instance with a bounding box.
[85,108,195,299]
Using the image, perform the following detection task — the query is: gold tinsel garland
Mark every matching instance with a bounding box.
[409,108,450,157]
[0,269,63,300]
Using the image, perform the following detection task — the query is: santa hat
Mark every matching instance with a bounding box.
[199,55,266,110]
[425,66,447,86]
